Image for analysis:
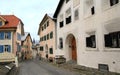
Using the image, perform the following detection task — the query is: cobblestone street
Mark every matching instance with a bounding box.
[18,59,80,75]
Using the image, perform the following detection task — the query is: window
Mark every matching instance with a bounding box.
[4,45,11,52]
[44,24,46,29]
[104,31,120,48]
[47,21,49,27]
[59,38,63,49]
[86,35,96,48]
[47,34,49,40]
[0,21,2,26]
[17,44,21,52]
[91,6,95,15]
[59,21,64,28]
[74,9,79,20]
[42,26,44,31]
[59,14,64,28]
[66,16,71,24]
[66,8,71,24]
[84,0,95,17]
[49,48,53,54]
[66,0,70,3]
[0,32,11,40]
[4,32,11,39]
[40,37,42,42]
[50,32,53,39]
[110,0,119,6]
[44,35,46,41]
[40,46,44,51]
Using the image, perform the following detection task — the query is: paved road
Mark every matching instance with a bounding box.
[18,59,80,75]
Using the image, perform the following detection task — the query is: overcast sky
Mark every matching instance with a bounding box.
[0,0,59,41]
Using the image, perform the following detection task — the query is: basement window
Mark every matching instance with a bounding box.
[104,31,120,48]
[110,0,119,6]
[86,35,96,48]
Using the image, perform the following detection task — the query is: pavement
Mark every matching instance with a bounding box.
[18,59,80,75]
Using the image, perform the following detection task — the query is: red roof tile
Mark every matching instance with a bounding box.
[0,15,20,29]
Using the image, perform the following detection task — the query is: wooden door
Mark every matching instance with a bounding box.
[71,37,77,61]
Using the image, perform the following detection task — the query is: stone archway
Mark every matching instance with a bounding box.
[66,34,77,61]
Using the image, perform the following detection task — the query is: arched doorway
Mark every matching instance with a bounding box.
[66,34,77,61]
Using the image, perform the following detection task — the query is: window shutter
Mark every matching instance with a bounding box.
[105,34,112,47]
[0,32,4,40]
[0,45,4,53]
[8,45,11,52]
[8,32,11,39]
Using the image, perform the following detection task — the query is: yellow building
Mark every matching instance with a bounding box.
[0,15,24,63]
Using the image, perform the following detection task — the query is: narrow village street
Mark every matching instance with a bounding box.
[18,59,80,75]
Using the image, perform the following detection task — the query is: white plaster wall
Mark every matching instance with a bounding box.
[56,0,120,73]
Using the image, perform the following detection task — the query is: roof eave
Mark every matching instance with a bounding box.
[53,0,64,18]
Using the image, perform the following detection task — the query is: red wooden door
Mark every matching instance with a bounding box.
[71,37,77,61]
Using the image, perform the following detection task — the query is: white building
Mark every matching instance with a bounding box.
[53,0,120,73]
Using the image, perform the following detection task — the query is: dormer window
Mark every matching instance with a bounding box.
[110,0,119,6]
[0,21,2,26]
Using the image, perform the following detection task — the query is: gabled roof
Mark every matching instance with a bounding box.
[38,13,55,35]
[0,15,22,29]
[53,0,65,18]
[21,32,32,42]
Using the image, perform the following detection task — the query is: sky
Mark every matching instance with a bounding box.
[0,0,59,41]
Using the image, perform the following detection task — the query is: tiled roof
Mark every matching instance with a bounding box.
[0,15,20,29]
